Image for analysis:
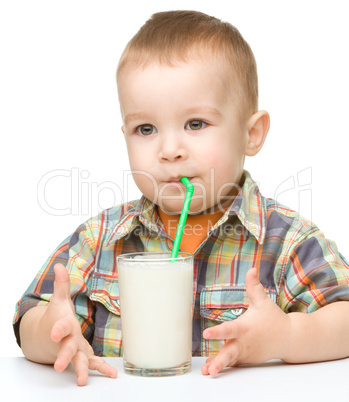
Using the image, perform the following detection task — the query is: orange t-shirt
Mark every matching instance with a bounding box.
[157,207,225,254]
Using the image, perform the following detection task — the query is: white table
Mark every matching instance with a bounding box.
[1,356,349,401]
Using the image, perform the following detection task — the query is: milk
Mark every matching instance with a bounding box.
[118,253,193,372]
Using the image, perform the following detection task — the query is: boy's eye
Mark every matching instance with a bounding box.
[136,124,157,136]
[186,120,207,130]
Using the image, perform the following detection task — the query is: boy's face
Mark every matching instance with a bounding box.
[118,58,251,214]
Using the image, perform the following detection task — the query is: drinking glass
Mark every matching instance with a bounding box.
[117,252,193,376]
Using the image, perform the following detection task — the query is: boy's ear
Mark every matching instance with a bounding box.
[121,125,125,135]
[245,110,270,157]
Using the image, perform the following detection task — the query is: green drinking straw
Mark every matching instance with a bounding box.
[171,177,194,260]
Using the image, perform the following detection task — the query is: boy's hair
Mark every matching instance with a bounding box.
[116,10,258,119]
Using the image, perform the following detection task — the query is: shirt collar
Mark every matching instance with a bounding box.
[222,170,267,244]
[105,197,162,246]
[106,170,266,246]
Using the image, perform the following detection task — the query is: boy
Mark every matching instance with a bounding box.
[14,10,349,386]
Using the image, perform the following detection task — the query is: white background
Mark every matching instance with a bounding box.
[1,0,348,357]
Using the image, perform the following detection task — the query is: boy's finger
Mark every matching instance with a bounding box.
[205,356,215,365]
[206,343,240,377]
[88,355,118,378]
[53,263,71,301]
[201,364,209,375]
[201,356,214,375]
[54,335,78,372]
[245,267,267,306]
[51,316,75,343]
[72,350,89,386]
[203,320,240,340]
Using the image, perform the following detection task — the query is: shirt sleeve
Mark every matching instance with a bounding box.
[279,231,349,313]
[13,221,97,347]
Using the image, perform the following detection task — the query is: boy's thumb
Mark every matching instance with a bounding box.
[245,267,267,306]
[53,263,71,301]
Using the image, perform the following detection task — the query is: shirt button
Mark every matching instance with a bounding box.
[231,308,244,316]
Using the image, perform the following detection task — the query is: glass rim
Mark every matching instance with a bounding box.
[116,251,193,263]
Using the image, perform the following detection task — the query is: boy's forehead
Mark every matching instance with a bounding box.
[118,58,235,117]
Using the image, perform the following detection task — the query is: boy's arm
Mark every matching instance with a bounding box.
[285,300,349,363]
[19,264,117,386]
[202,268,349,376]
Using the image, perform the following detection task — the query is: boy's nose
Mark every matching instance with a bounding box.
[158,133,187,162]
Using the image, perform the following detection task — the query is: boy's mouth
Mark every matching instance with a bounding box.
[165,177,194,183]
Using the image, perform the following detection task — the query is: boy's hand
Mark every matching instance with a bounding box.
[201,268,291,376]
[44,263,117,386]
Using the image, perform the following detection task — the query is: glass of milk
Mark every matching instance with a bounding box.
[117,252,193,376]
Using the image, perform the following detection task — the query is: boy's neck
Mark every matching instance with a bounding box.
[157,206,226,254]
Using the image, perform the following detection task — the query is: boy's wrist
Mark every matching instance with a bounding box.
[20,305,58,363]
[264,309,293,363]
[277,313,294,362]
[279,311,317,364]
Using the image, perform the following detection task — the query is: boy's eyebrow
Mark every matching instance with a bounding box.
[124,113,149,125]
[124,107,222,125]
[183,106,222,118]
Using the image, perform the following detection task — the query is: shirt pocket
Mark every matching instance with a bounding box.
[200,285,278,323]
[90,273,120,316]
[200,286,249,322]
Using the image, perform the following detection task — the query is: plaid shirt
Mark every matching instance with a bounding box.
[13,170,349,357]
